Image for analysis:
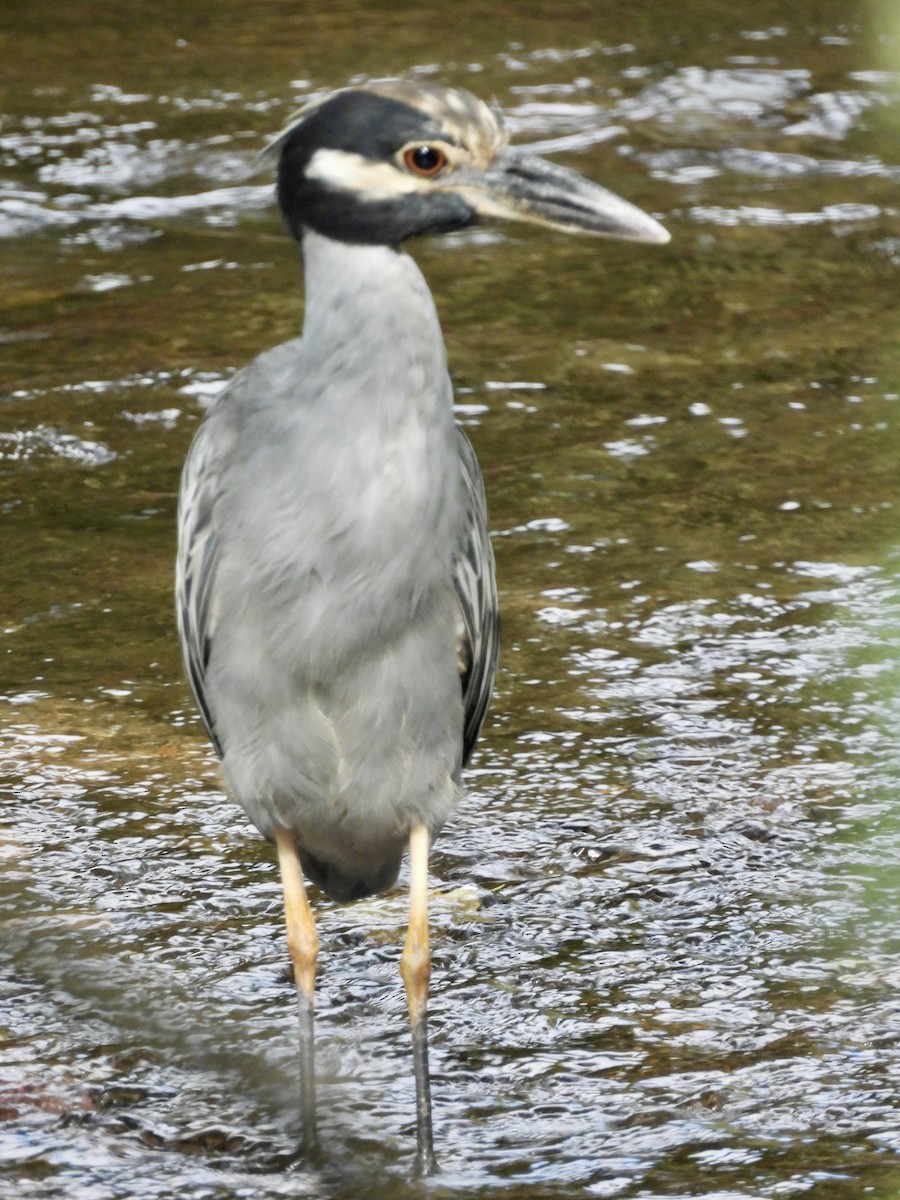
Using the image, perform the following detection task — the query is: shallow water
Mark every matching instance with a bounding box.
[3,2,900,1197]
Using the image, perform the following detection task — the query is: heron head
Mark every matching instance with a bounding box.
[270,80,669,247]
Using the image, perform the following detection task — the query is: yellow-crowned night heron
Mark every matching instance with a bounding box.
[175,78,668,1175]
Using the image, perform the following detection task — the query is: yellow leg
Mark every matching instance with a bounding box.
[275,829,319,1154]
[400,822,437,1175]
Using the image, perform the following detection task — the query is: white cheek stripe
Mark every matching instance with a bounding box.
[306,148,427,200]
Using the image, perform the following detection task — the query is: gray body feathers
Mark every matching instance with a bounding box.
[176,233,498,901]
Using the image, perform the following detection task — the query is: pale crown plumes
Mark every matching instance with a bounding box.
[269,78,508,169]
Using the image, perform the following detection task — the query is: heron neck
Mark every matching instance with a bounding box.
[298,230,447,386]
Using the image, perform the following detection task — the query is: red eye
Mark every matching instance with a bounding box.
[403,145,448,177]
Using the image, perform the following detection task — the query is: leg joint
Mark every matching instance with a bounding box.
[400,931,430,994]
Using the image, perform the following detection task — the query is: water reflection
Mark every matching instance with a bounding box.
[3,3,900,1198]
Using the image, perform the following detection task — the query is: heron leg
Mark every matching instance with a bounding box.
[400,821,438,1176]
[275,829,319,1154]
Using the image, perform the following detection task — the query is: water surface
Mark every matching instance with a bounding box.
[2,2,900,1197]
